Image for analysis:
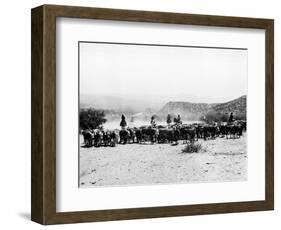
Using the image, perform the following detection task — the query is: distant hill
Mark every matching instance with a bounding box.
[211,95,246,115]
[80,95,246,122]
[157,95,246,120]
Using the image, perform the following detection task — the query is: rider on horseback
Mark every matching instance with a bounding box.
[174,114,182,127]
[150,115,157,128]
[228,112,234,124]
[120,114,127,129]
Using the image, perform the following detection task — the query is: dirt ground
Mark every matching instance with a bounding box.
[79,133,247,188]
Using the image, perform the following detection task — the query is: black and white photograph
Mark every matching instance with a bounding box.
[79,41,247,188]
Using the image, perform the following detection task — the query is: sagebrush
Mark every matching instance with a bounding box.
[182,142,203,153]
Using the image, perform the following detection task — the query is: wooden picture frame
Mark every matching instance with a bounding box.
[31,4,274,225]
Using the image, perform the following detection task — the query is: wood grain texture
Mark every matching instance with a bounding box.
[265,20,274,210]
[31,6,44,224]
[31,4,274,225]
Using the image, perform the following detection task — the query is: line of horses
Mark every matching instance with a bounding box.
[81,120,247,148]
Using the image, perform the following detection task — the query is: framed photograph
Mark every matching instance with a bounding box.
[31,4,274,225]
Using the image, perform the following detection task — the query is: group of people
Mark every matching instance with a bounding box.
[120,114,183,129]
[120,112,235,129]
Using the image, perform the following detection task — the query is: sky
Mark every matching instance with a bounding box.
[79,42,247,110]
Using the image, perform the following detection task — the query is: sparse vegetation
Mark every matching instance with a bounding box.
[79,108,107,130]
[182,142,203,153]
